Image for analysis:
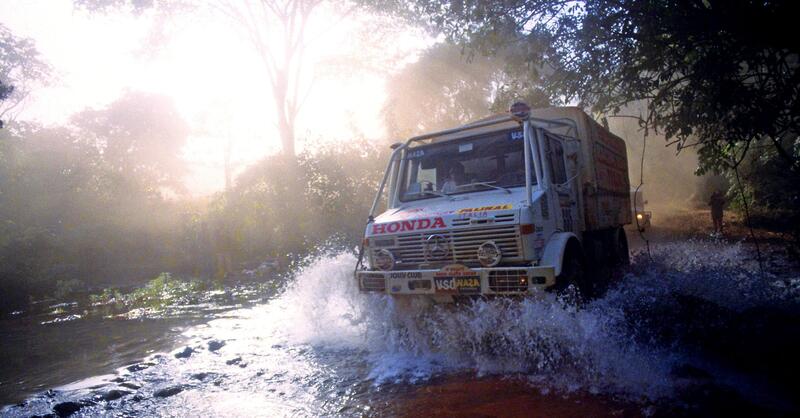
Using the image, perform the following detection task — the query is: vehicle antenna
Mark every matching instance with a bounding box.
[635,116,652,260]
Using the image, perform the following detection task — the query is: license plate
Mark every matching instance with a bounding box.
[433,276,480,294]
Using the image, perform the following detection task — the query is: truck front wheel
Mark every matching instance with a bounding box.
[553,240,586,304]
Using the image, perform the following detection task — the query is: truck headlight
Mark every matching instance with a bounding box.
[374,249,395,271]
[477,241,502,267]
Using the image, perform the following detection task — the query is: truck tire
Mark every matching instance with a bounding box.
[611,227,630,267]
[553,240,586,305]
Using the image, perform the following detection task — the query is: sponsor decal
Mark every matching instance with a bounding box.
[371,217,446,235]
[388,272,422,279]
[433,264,481,294]
[434,277,480,293]
[456,204,512,215]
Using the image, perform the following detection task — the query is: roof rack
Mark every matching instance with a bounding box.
[404,114,577,145]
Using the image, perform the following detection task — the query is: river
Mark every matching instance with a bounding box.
[2,238,799,417]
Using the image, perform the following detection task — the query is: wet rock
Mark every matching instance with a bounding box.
[126,363,150,372]
[154,385,185,398]
[225,356,242,365]
[174,346,195,359]
[53,401,82,417]
[120,382,141,390]
[191,372,210,380]
[207,339,226,352]
[101,389,132,401]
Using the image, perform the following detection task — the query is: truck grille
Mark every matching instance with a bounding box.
[489,269,529,292]
[375,224,522,268]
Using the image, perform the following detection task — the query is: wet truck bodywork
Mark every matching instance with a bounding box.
[355,106,631,302]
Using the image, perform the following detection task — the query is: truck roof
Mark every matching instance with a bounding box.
[420,107,588,145]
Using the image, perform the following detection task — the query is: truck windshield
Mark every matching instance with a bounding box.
[399,128,531,202]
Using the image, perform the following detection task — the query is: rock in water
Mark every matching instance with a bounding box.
[53,401,82,417]
[207,339,226,352]
[126,363,150,372]
[154,385,185,398]
[174,346,195,359]
[101,389,132,401]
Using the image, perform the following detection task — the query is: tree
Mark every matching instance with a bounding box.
[369,0,800,175]
[0,81,12,128]
[70,91,190,194]
[384,42,550,138]
[215,0,333,157]
[0,23,51,127]
[76,0,350,157]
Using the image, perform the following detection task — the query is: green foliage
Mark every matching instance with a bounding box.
[0,108,389,310]
[370,0,800,174]
[0,23,52,124]
[0,93,194,309]
[53,279,84,300]
[0,80,12,128]
[70,91,190,193]
[212,138,389,262]
[89,272,204,310]
[383,42,550,138]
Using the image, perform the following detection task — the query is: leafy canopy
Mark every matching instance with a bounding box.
[369,0,800,173]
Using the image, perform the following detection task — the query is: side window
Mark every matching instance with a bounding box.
[549,137,567,184]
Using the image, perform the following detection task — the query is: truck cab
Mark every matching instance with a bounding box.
[355,104,631,302]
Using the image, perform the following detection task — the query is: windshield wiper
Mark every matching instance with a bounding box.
[406,189,452,200]
[456,181,512,194]
[419,190,452,199]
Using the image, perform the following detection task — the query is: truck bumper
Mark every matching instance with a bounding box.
[356,265,556,296]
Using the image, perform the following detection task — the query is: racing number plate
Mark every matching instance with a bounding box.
[433,276,481,294]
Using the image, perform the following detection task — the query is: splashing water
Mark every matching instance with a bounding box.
[265,240,797,403]
[4,239,798,416]
[269,252,673,400]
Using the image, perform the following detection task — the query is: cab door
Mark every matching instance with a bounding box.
[547,134,581,233]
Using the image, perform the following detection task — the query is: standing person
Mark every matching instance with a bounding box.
[709,191,726,234]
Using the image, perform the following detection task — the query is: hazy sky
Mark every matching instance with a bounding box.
[1,0,429,194]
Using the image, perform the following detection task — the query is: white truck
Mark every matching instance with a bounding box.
[355,103,631,302]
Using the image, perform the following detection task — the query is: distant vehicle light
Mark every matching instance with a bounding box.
[477,241,502,267]
[374,249,395,271]
[636,213,644,220]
